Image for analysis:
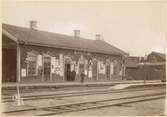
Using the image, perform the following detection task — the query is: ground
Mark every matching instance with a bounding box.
[60,99,165,116]
[2,81,166,116]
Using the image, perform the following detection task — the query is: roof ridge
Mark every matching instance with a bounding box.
[2,23,95,42]
[2,23,126,56]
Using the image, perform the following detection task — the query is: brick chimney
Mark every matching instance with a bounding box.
[74,30,80,38]
[95,34,102,40]
[29,20,37,30]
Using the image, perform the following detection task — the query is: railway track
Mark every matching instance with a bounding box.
[2,82,165,96]
[3,91,165,116]
[2,85,110,96]
[2,86,165,103]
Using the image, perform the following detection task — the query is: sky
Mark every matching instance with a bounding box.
[2,0,166,56]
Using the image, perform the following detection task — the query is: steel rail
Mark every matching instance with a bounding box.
[2,86,165,103]
[2,82,165,96]
[3,91,165,116]
[39,93,165,116]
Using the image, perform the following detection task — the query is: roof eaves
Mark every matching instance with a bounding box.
[101,40,128,55]
[21,41,123,56]
[2,29,18,43]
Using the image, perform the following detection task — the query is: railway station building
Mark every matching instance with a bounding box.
[2,22,127,83]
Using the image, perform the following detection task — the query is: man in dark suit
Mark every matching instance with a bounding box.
[80,71,85,83]
[71,70,76,81]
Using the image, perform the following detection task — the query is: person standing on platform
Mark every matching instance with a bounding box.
[80,71,85,83]
[71,70,76,81]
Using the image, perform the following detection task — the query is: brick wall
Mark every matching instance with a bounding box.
[19,44,123,83]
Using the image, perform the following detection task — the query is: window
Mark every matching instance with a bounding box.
[27,54,37,76]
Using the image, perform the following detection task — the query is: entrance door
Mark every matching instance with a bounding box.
[2,49,16,82]
[106,65,110,80]
[44,57,51,81]
[2,35,17,83]
[92,64,97,80]
[65,64,71,81]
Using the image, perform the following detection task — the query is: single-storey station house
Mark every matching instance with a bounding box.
[2,21,127,83]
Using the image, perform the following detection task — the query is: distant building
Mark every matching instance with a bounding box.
[147,51,165,63]
[125,56,142,68]
[125,52,166,80]
[2,22,127,83]
[125,56,142,80]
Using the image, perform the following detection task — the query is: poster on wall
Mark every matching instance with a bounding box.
[55,66,61,75]
[37,55,43,75]
[88,66,92,78]
[71,61,76,72]
[84,60,88,75]
[98,61,105,74]
[119,69,123,76]
[59,54,63,62]
[75,63,79,74]
[51,57,56,73]
[59,62,64,76]
[37,55,43,67]
[21,68,26,77]
[51,57,61,75]
[71,64,75,71]
[79,55,84,64]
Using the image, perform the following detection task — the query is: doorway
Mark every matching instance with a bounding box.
[65,64,72,81]
[2,49,17,82]
[2,35,17,83]
[44,56,51,81]
[106,65,110,80]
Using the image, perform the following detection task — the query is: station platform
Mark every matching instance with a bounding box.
[2,80,162,89]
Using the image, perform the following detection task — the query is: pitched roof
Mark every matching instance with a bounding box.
[150,51,166,60]
[2,23,127,56]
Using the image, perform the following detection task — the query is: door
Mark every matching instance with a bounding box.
[92,63,97,80]
[65,64,71,81]
[106,65,110,80]
[44,57,51,81]
[2,49,16,82]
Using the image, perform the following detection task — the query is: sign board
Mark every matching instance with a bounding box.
[98,61,106,74]
[59,54,63,62]
[37,55,42,66]
[51,57,62,75]
[21,69,26,77]
[110,62,114,75]
[88,66,92,78]
[51,57,56,73]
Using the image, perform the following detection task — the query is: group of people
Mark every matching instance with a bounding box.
[70,70,85,83]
